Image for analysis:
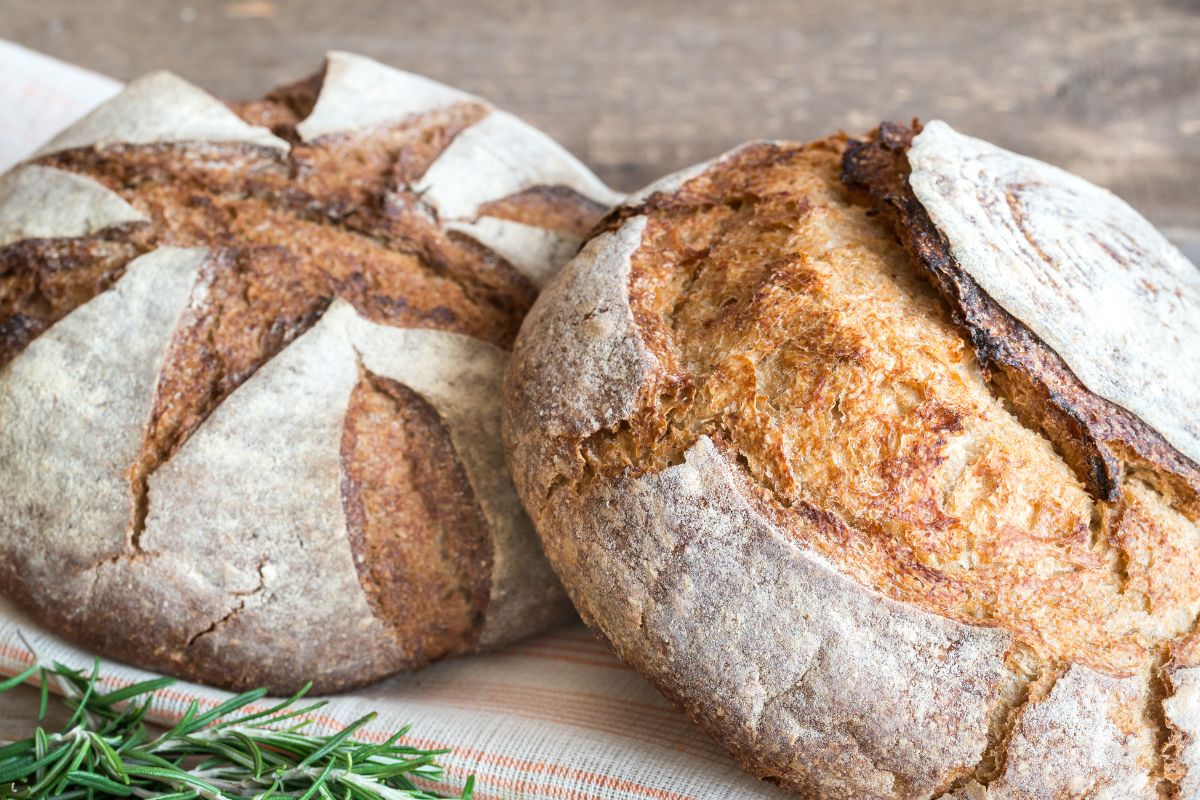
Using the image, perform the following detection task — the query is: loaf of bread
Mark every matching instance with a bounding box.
[0,51,619,693]
[504,122,1200,798]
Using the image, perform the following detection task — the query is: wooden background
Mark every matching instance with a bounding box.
[1,0,1199,731]
[3,0,1199,248]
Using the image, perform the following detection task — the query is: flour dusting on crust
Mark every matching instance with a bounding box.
[0,165,146,247]
[444,217,583,289]
[984,666,1156,799]
[416,110,620,220]
[909,120,1200,468]
[295,51,474,142]
[37,72,287,155]
[0,247,204,589]
[543,437,1013,799]
[504,215,655,467]
[347,308,568,647]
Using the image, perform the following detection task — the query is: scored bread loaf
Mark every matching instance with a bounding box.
[0,51,619,693]
[503,123,1200,798]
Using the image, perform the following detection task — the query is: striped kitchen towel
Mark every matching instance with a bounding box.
[0,596,783,800]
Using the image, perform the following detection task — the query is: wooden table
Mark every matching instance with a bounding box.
[4,0,1199,245]
[2,0,1199,734]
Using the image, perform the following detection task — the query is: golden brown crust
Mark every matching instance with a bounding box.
[341,370,493,663]
[505,131,1200,797]
[34,105,532,344]
[0,230,150,366]
[842,122,1200,513]
[476,185,609,238]
[11,106,537,492]
[558,138,1200,677]
[228,70,325,136]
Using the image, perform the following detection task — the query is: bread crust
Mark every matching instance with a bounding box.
[540,435,1015,798]
[842,122,1200,508]
[0,52,612,692]
[504,130,1200,796]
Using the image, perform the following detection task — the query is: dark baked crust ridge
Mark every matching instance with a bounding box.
[341,369,493,663]
[0,227,152,367]
[841,128,1200,796]
[228,70,325,138]
[842,122,1200,513]
[476,185,610,238]
[33,110,534,341]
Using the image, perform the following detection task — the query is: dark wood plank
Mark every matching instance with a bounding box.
[0,684,71,740]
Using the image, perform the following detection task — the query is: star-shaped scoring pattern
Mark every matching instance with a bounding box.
[0,52,617,692]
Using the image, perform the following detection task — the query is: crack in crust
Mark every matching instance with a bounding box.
[841,122,1200,518]
[184,558,270,648]
[1148,647,1183,800]
[932,648,1060,798]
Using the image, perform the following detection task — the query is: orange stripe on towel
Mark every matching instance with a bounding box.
[0,645,707,800]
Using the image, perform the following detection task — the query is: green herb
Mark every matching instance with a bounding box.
[0,659,475,800]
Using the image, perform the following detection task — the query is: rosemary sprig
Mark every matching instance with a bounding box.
[0,660,474,800]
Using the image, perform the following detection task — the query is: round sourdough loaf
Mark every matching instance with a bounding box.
[503,123,1200,798]
[0,51,620,693]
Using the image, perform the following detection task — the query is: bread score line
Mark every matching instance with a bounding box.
[503,125,1200,798]
[0,51,619,692]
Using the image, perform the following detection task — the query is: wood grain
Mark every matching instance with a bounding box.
[2,0,1198,239]
[0,684,71,740]
[0,0,1198,731]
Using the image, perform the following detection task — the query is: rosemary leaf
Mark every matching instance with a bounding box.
[297,715,375,769]
[90,678,177,708]
[0,662,474,800]
[65,770,135,796]
[36,671,48,722]
[0,665,37,693]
